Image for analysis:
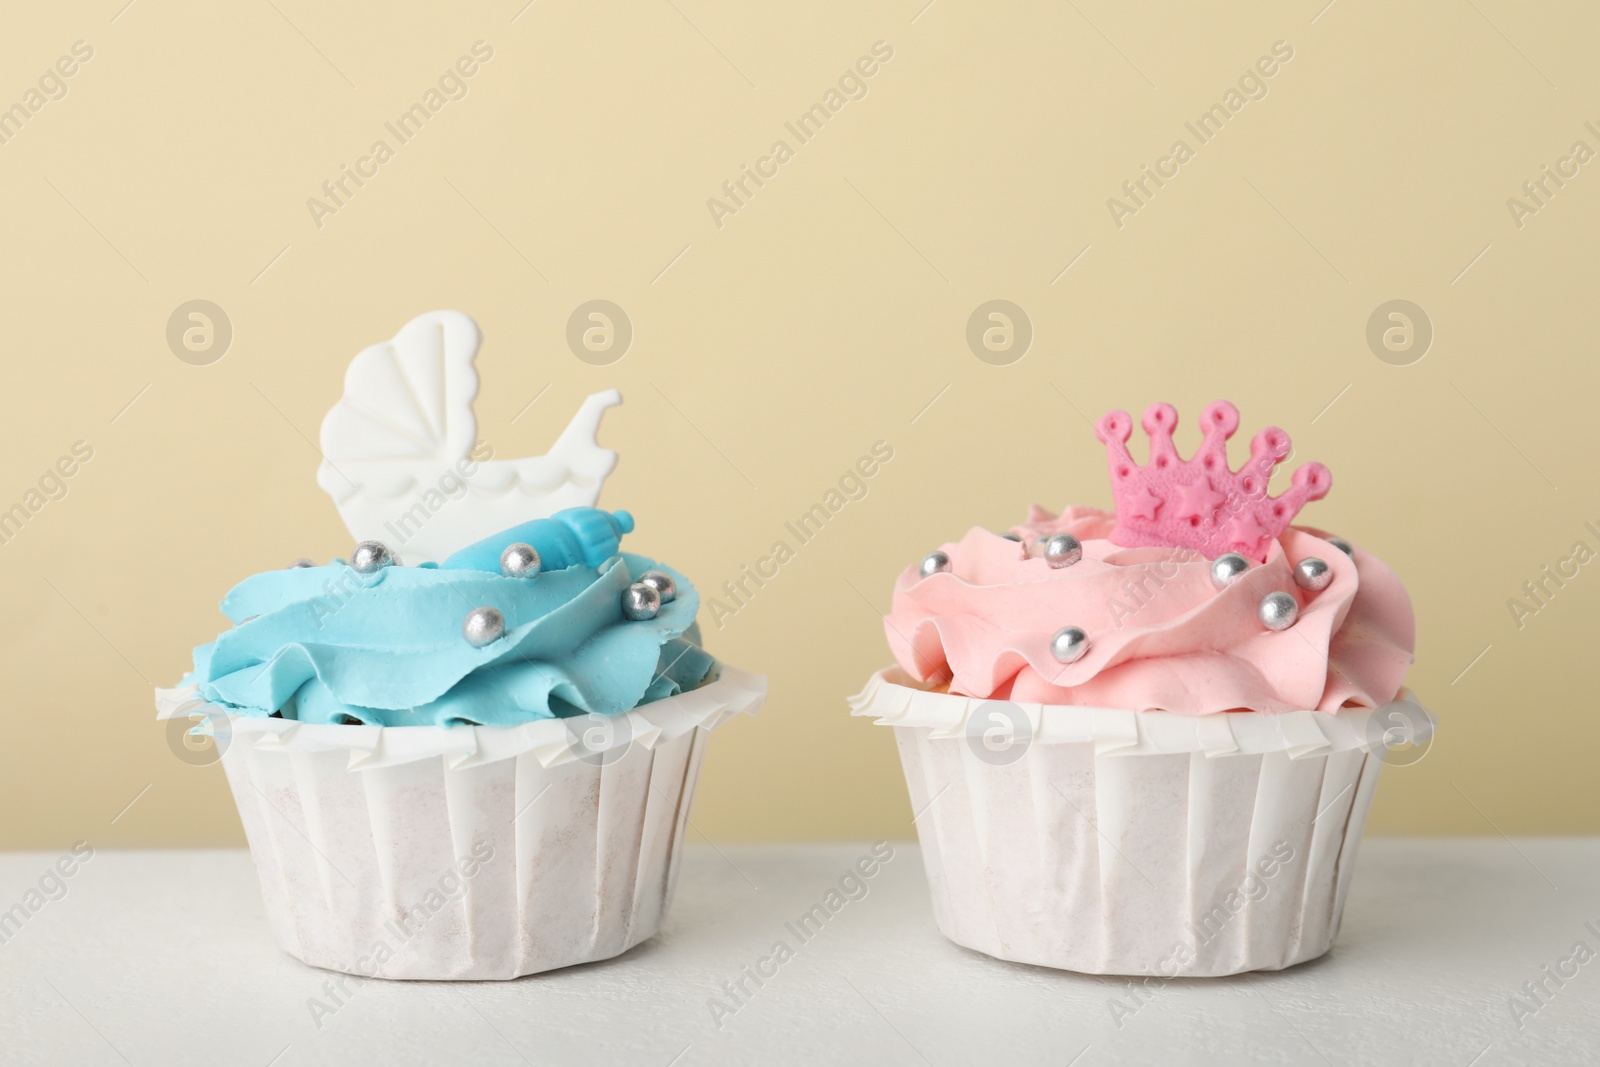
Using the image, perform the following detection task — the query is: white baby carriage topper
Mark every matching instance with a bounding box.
[316,309,621,564]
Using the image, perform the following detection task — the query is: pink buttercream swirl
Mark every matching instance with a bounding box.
[885,506,1415,715]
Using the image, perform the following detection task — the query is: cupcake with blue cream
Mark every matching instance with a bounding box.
[159,311,763,980]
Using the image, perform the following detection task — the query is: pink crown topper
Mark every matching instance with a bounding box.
[1097,401,1331,562]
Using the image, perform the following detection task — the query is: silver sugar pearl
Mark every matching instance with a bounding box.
[1210,553,1251,590]
[1258,592,1299,631]
[622,582,661,621]
[1050,625,1090,664]
[1043,533,1083,569]
[289,558,315,569]
[1294,557,1333,592]
[499,542,542,579]
[1000,532,1023,542]
[350,540,394,575]
[1328,536,1354,556]
[463,606,505,647]
[920,551,952,579]
[638,569,676,604]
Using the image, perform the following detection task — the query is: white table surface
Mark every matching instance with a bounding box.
[0,840,1594,1066]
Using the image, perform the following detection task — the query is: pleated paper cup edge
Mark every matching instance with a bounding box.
[852,667,1430,759]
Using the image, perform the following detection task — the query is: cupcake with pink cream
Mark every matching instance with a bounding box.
[850,400,1430,976]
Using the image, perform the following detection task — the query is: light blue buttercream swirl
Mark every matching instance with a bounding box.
[184,548,713,727]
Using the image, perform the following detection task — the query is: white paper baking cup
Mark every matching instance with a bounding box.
[156,667,764,980]
[849,669,1433,977]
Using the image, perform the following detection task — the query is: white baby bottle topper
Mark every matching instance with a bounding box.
[316,310,620,564]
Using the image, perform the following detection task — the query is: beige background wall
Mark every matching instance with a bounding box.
[1,0,1596,850]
